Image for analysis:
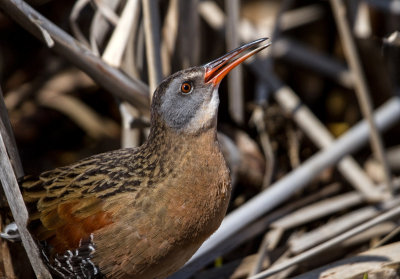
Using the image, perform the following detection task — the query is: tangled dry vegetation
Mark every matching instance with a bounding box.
[0,0,400,278]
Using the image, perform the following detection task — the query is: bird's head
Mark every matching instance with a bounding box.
[151,38,270,135]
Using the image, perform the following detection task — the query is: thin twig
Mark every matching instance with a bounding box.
[225,0,244,124]
[0,90,52,278]
[88,0,120,56]
[161,0,178,76]
[264,250,296,279]
[69,0,91,48]
[286,124,300,169]
[119,102,142,148]
[142,0,163,96]
[371,226,400,249]
[123,24,141,78]
[271,191,364,230]
[160,0,176,75]
[92,0,119,26]
[248,233,271,277]
[102,0,140,67]
[0,90,23,179]
[251,106,275,189]
[176,0,201,69]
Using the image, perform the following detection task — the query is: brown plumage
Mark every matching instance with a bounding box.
[18,38,270,279]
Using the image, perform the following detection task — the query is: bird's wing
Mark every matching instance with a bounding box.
[21,148,139,254]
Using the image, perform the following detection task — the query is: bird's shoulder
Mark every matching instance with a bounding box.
[22,146,151,201]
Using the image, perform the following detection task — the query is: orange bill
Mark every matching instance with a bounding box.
[204,38,271,85]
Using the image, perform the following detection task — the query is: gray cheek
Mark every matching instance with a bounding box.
[160,91,204,130]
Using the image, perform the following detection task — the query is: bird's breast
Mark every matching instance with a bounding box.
[91,140,231,278]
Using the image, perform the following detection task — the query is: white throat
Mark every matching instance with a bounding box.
[185,87,219,134]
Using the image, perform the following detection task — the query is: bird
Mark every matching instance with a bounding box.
[5,38,270,279]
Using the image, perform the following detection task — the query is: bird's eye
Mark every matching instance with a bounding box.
[180,82,193,94]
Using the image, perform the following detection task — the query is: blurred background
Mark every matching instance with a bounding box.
[0,0,400,278]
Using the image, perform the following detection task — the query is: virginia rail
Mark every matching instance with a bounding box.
[14,38,270,278]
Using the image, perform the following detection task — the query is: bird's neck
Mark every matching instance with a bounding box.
[145,121,219,157]
[131,116,222,190]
